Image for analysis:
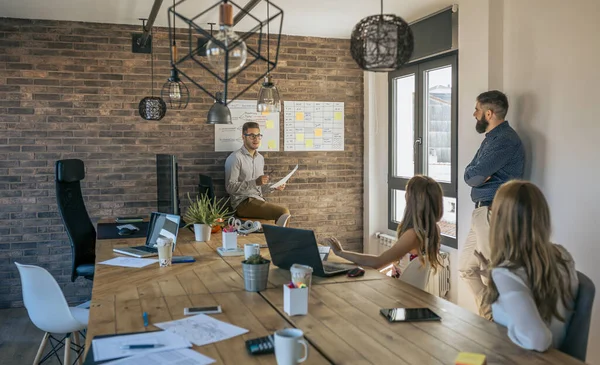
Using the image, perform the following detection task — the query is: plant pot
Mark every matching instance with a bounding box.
[242,260,270,292]
[193,224,211,242]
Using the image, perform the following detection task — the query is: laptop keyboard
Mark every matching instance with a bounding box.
[323,262,355,271]
[134,246,158,253]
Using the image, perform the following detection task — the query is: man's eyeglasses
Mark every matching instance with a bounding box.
[244,133,263,139]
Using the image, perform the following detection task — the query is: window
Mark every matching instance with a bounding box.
[388,53,458,248]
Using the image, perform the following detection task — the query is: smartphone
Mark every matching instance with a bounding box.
[184,305,222,315]
[380,308,441,322]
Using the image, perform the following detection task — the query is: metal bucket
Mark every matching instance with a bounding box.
[242,261,270,292]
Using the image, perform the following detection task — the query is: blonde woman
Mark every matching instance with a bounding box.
[324,175,443,272]
[480,180,578,351]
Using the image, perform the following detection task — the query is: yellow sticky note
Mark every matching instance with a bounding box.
[266,120,275,129]
[334,111,343,121]
[296,134,304,142]
[315,128,323,137]
[305,139,314,148]
[268,140,276,149]
[262,111,269,116]
[455,352,487,365]
[295,112,304,121]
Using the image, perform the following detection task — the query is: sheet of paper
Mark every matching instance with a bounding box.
[99,257,158,268]
[155,314,248,347]
[116,224,140,231]
[106,349,215,365]
[270,164,298,189]
[318,246,331,260]
[92,331,192,362]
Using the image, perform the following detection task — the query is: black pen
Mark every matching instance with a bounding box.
[120,344,165,349]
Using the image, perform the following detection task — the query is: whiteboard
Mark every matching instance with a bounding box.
[284,101,344,151]
[214,100,280,152]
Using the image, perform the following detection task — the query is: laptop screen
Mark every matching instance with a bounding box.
[146,212,181,248]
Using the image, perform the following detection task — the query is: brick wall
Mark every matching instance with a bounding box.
[0,18,364,308]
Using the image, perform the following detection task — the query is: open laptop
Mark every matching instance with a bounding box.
[262,225,356,277]
[113,212,181,258]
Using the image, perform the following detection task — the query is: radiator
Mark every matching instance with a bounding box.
[375,232,451,299]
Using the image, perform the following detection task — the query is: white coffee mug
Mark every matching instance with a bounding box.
[274,328,308,365]
[244,243,261,260]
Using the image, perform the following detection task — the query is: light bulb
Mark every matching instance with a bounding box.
[170,83,181,100]
[206,25,247,73]
[257,75,280,113]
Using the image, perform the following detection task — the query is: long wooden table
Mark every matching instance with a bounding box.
[86,226,584,364]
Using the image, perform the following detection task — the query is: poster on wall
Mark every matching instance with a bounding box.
[284,101,344,151]
[214,100,280,152]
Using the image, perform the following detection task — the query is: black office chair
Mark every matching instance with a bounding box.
[560,271,596,362]
[55,159,95,282]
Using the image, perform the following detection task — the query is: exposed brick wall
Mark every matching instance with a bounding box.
[0,18,364,308]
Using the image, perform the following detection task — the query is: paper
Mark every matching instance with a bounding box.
[295,112,304,121]
[99,257,158,268]
[116,224,139,231]
[267,140,277,149]
[334,111,343,120]
[296,134,304,142]
[106,349,215,365]
[318,246,331,261]
[284,101,344,151]
[305,139,314,148]
[92,330,192,362]
[270,164,298,189]
[315,128,323,137]
[155,314,248,347]
[266,120,275,129]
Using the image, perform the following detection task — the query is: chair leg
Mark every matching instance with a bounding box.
[64,333,72,365]
[33,332,50,365]
[73,331,83,365]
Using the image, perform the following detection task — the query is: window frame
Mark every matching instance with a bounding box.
[387,52,458,248]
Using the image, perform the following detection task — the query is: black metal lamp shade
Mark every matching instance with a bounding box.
[161,67,190,110]
[350,14,414,72]
[138,97,167,120]
[207,92,232,124]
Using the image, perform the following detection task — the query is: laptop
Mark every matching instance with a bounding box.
[113,212,181,258]
[262,225,356,277]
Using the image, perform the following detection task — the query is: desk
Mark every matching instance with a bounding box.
[86,226,584,364]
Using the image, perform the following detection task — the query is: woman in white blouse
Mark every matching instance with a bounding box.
[479,180,578,352]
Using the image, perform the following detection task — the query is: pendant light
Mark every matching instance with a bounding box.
[350,0,414,72]
[205,1,248,73]
[161,0,190,109]
[138,25,166,120]
[257,0,281,113]
[207,92,232,124]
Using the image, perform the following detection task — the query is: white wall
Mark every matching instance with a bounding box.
[502,1,600,362]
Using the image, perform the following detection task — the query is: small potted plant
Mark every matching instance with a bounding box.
[241,254,270,292]
[184,193,231,242]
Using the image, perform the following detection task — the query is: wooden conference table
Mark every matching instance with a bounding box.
[85,226,583,364]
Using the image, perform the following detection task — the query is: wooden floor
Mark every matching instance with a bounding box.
[0,308,83,365]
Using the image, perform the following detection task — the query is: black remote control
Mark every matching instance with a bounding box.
[245,334,275,355]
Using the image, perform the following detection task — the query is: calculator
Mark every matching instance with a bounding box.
[245,334,275,355]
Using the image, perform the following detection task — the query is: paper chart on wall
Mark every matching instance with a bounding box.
[284,101,344,151]
[214,100,280,152]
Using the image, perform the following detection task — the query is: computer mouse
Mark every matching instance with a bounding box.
[347,267,365,277]
[118,227,134,236]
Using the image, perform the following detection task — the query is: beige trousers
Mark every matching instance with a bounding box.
[458,206,492,318]
[236,197,290,221]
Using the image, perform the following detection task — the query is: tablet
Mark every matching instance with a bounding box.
[380,308,441,322]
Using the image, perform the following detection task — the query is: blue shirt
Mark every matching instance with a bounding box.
[464,121,525,203]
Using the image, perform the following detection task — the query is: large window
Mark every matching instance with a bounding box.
[388,53,458,248]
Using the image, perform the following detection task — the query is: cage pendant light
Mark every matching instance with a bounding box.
[161,0,190,109]
[350,0,414,72]
[257,0,280,113]
[138,25,166,120]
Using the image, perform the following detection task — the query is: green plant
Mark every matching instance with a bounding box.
[243,254,269,265]
[184,192,232,226]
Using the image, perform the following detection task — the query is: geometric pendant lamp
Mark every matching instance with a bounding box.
[138,25,166,120]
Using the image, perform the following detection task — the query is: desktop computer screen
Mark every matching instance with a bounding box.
[156,154,180,216]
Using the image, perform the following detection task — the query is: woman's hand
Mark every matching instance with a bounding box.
[322,237,343,254]
[474,250,490,279]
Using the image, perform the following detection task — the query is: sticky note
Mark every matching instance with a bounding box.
[266,120,275,129]
[455,352,487,365]
[334,112,343,121]
[295,112,304,121]
[268,140,276,149]
[305,139,314,148]
[315,128,323,137]
[296,134,304,142]
[262,111,270,116]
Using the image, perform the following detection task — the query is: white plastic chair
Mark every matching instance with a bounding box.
[399,258,431,290]
[15,262,89,365]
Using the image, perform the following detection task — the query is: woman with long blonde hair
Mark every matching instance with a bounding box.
[323,175,443,273]
[481,180,578,351]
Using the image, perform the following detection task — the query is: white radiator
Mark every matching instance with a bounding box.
[375,232,451,299]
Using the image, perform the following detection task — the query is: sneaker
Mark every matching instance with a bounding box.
[276,214,291,227]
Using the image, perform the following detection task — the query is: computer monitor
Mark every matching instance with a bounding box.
[156,154,181,216]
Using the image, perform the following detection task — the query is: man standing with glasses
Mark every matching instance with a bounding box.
[459,90,525,318]
[224,122,291,227]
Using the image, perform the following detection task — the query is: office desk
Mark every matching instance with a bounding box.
[87,226,584,364]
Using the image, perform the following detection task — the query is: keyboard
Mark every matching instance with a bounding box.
[323,262,355,272]
[132,246,157,253]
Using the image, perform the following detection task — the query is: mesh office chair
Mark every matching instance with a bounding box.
[55,159,95,282]
[559,271,596,362]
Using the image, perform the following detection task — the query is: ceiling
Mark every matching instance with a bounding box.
[0,0,453,38]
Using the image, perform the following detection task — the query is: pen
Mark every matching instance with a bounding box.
[120,344,165,350]
[142,312,148,327]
